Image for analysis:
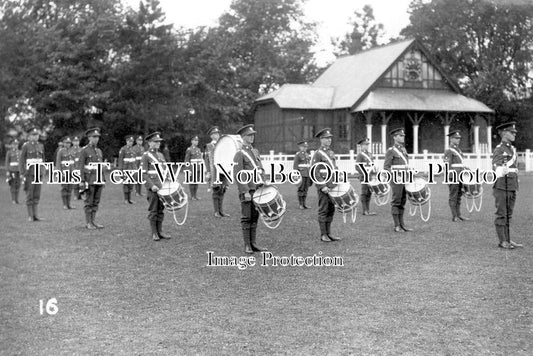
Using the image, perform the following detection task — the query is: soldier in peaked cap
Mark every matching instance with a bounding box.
[71,135,83,200]
[56,136,76,210]
[141,132,172,241]
[204,126,230,217]
[492,121,522,249]
[443,130,470,222]
[233,124,268,253]
[293,140,312,210]
[383,127,413,233]
[5,138,21,204]
[78,127,105,229]
[132,135,145,196]
[184,135,204,200]
[19,127,46,221]
[118,135,137,204]
[355,138,377,216]
[310,128,341,242]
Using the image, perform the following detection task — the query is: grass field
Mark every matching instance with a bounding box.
[1,171,532,355]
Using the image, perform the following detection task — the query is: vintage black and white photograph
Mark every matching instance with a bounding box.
[1,0,532,354]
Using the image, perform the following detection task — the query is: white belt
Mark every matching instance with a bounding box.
[84,165,98,170]
[451,164,465,168]
[124,158,136,162]
[507,168,518,173]
[61,160,74,165]
[190,159,203,162]
[9,162,18,166]
[26,158,43,164]
[136,157,142,160]
[74,158,79,162]
[298,164,310,167]
[146,170,157,174]
[391,165,408,169]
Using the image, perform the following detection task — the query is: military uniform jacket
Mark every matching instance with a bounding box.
[78,144,104,184]
[71,146,82,168]
[233,143,264,194]
[492,141,518,191]
[141,148,166,190]
[19,141,45,177]
[310,146,337,190]
[5,148,21,173]
[204,141,216,175]
[132,144,145,168]
[118,145,137,171]
[293,151,311,178]
[185,146,203,163]
[355,150,375,180]
[56,147,75,171]
[443,144,465,172]
[383,144,409,172]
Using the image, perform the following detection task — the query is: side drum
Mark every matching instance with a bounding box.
[328,182,359,213]
[157,181,188,211]
[405,177,430,206]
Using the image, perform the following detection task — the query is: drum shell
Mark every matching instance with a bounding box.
[328,183,359,212]
[214,135,243,181]
[368,180,390,196]
[157,181,187,211]
[252,186,286,221]
[405,178,430,206]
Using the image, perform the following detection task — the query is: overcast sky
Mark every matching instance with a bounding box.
[124,0,413,65]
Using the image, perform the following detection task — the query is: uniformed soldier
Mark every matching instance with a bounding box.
[53,140,64,169]
[19,127,46,221]
[132,135,145,196]
[78,128,105,230]
[5,138,21,204]
[204,126,230,217]
[310,128,341,242]
[141,131,172,241]
[293,140,312,210]
[492,121,522,249]
[56,136,76,210]
[118,135,137,204]
[443,130,470,222]
[355,137,377,216]
[184,135,203,200]
[383,127,413,233]
[71,136,83,200]
[233,124,268,254]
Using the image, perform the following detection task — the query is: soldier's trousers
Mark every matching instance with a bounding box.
[147,189,164,222]
[240,194,259,229]
[390,182,406,215]
[84,184,104,214]
[317,189,335,223]
[297,176,312,198]
[212,184,227,213]
[189,184,199,198]
[448,183,463,216]
[360,183,372,211]
[8,172,20,200]
[493,188,516,226]
[24,178,42,206]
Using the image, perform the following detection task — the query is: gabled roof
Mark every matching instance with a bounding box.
[255,84,334,110]
[312,39,415,109]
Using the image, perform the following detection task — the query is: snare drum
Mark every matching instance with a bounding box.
[462,183,483,199]
[368,179,390,197]
[405,177,430,206]
[328,183,359,213]
[157,181,188,211]
[252,185,286,222]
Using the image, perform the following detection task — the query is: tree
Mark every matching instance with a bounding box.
[333,5,384,56]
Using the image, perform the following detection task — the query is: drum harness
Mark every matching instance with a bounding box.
[449,147,483,213]
[147,151,188,226]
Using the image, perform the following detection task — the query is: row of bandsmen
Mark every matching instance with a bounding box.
[7,121,522,250]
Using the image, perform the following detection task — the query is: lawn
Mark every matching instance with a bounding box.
[1,171,532,355]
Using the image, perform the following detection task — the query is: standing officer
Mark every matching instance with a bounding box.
[205,126,230,217]
[118,135,137,204]
[56,136,76,209]
[78,128,105,230]
[233,124,267,254]
[53,140,64,169]
[310,128,341,242]
[383,127,413,233]
[19,127,45,221]
[355,138,377,216]
[443,130,470,222]
[141,132,171,241]
[132,135,145,197]
[5,138,21,204]
[71,136,83,200]
[184,135,203,200]
[492,121,522,249]
[293,140,312,210]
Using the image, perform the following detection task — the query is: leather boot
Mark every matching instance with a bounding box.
[27,205,34,221]
[393,214,402,232]
[33,205,44,221]
[219,195,229,217]
[92,212,104,229]
[213,197,222,217]
[86,211,96,229]
[399,209,412,232]
[157,220,171,239]
[151,220,160,241]
[299,196,305,210]
[250,228,267,251]
[450,203,458,221]
[128,191,135,204]
[326,222,341,241]
[243,228,253,254]
[67,193,75,209]
[302,196,309,209]
[62,196,69,210]
[457,204,470,221]
[319,222,331,242]
[504,225,523,248]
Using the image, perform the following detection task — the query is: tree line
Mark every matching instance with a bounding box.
[1,0,532,161]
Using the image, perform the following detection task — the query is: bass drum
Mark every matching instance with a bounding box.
[213,135,243,182]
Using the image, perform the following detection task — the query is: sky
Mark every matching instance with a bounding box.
[124,0,413,65]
